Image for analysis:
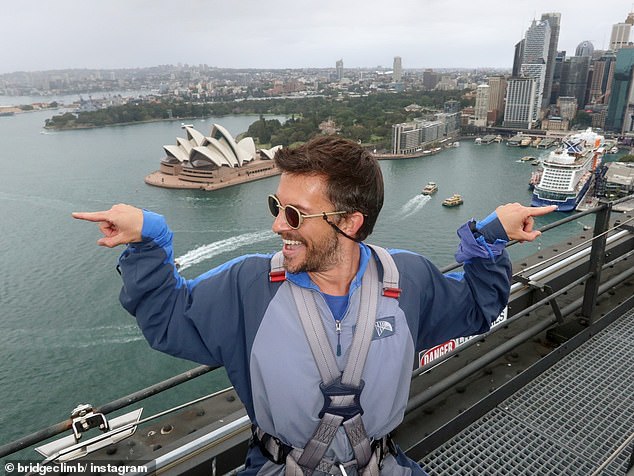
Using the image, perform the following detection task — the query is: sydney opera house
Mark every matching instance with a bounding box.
[145,123,282,191]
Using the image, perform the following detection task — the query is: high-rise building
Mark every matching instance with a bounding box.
[557,96,578,121]
[336,59,344,81]
[520,19,551,120]
[422,69,439,90]
[589,52,617,104]
[474,85,490,127]
[393,56,402,82]
[488,76,507,125]
[541,12,561,107]
[559,56,591,108]
[512,39,525,77]
[503,77,537,129]
[576,41,595,57]
[610,21,632,51]
[605,47,634,132]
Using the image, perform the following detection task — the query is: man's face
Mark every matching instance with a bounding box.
[271,173,342,274]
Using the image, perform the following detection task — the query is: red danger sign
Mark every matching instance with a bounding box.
[420,340,456,367]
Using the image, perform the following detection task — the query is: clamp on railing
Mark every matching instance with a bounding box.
[70,404,109,441]
[513,275,564,324]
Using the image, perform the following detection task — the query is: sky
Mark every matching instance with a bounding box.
[2,0,632,74]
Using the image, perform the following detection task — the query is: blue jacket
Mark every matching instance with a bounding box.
[118,210,511,475]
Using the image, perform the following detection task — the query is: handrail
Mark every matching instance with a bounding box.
[2,194,633,459]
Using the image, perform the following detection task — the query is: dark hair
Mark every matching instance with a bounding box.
[274,135,383,241]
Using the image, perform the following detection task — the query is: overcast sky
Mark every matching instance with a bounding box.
[2,0,631,74]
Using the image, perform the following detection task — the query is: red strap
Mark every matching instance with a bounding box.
[383,287,401,298]
[269,270,286,283]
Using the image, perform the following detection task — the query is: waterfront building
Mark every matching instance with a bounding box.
[393,56,402,82]
[557,96,578,122]
[148,124,281,190]
[503,77,537,129]
[541,12,561,107]
[474,84,490,127]
[487,76,507,125]
[605,47,634,132]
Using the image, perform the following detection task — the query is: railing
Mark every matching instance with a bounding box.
[2,195,633,465]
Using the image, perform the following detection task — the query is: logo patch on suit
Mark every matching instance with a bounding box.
[372,316,395,340]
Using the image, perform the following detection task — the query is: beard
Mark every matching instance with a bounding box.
[283,226,341,274]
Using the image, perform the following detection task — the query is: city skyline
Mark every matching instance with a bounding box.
[2,0,631,75]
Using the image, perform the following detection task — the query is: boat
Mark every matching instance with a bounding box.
[609,146,619,154]
[442,194,463,207]
[528,169,542,190]
[421,182,438,195]
[452,141,460,147]
[520,137,532,147]
[521,156,536,162]
[530,128,605,212]
[474,138,482,145]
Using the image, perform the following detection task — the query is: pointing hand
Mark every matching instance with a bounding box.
[495,203,557,242]
[72,204,144,248]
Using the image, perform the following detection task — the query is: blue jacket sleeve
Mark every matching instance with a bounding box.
[117,210,262,369]
[397,214,512,350]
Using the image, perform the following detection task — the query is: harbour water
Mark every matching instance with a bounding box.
[0,107,602,449]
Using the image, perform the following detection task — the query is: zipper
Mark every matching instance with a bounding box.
[335,320,342,357]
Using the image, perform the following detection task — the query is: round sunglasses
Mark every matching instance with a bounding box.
[268,194,347,229]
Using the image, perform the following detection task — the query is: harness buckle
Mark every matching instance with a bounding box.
[383,287,401,298]
[318,377,365,420]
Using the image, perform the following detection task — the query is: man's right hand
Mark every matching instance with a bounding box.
[72,204,144,248]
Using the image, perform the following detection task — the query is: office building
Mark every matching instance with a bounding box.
[589,52,616,104]
[474,85,490,127]
[503,77,537,129]
[488,76,507,124]
[520,19,551,120]
[606,47,634,132]
[393,56,402,82]
[559,56,591,108]
[576,41,594,58]
[541,12,561,107]
[610,21,632,51]
[336,59,344,81]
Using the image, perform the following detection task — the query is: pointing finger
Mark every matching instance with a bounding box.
[527,205,558,217]
[72,211,112,223]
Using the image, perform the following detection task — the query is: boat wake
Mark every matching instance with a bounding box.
[176,230,274,271]
[397,195,432,219]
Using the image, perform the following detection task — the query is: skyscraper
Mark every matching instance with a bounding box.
[520,19,551,122]
[474,84,490,127]
[336,59,344,81]
[605,47,634,132]
[393,56,402,82]
[575,41,595,57]
[610,21,632,51]
[488,76,507,125]
[589,52,616,104]
[503,77,537,129]
[541,12,561,107]
[559,56,591,108]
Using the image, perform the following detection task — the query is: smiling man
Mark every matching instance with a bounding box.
[73,135,555,475]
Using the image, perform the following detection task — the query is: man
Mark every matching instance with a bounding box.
[73,136,555,475]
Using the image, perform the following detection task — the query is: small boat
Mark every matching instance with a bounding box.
[609,146,619,154]
[421,182,438,195]
[475,138,482,145]
[442,194,463,207]
[521,156,536,162]
[520,137,532,147]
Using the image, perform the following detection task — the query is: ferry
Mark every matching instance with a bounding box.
[531,128,605,212]
[442,193,463,207]
[421,182,438,195]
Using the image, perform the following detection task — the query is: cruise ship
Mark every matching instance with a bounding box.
[531,128,605,211]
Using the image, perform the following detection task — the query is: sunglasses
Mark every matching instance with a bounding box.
[268,194,347,229]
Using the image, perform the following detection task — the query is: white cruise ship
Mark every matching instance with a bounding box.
[530,128,605,211]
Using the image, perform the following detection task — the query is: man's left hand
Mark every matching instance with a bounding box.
[495,203,557,242]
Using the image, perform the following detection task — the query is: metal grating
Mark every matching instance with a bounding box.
[421,308,634,475]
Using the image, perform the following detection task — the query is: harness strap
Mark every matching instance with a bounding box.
[266,245,400,475]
